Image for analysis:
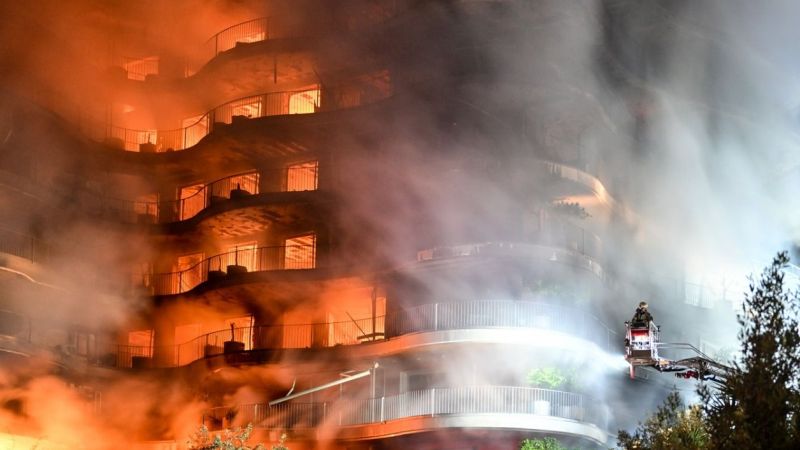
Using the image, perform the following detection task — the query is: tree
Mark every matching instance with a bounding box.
[699,251,800,449]
[618,252,800,450]
[617,391,709,450]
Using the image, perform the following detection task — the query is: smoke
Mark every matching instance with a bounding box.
[1,0,800,448]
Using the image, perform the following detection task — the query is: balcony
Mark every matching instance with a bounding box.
[113,4,400,81]
[203,386,609,445]
[417,240,603,281]
[94,165,319,225]
[83,84,389,152]
[136,243,317,296]
[111,301,616,368]
[0,228,50,264]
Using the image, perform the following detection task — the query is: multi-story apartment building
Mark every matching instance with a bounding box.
[1,0,756,448]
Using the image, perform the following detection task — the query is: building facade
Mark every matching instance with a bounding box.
[0,1,743,449]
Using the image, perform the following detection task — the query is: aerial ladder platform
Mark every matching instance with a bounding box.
[624,321,732,384]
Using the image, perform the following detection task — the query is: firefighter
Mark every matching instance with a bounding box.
[631,301,654,327]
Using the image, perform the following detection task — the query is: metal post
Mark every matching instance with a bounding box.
[371,287,377,340]
[434,303,439,331]
[431,388,435,417]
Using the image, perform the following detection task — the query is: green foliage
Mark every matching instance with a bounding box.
[617,391,709,450]
[526,367,582,391]
[187,423,282,450]
[520,437,575,450]
[699,251,800,449]
[527,368,566,389]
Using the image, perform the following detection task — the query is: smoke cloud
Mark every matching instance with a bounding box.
[1,0,799,448]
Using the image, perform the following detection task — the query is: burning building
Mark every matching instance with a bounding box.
[1,0,796,448]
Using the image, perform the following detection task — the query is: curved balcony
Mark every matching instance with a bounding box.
[115,4,400,81]
[81,81,390,153]
[417,214,602,266]
[114,0,398,81]
[112,301,615,369]
[203,386,609,445]
[137,243,316,296]
[538,160,635,222]
[92,165,318,225]
[0,228,50,264]
[185,12,399,75]
[417,240,603,281]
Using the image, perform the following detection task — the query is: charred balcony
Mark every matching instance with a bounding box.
[202,386,610,447]
[135,241,319,297]
[415,236,605,283]
[82,80,390,153]
[112,2,401,83]
[87,163,323,227]
[109,301,616,369]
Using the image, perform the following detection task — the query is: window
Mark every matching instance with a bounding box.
[225,242,258,272]
[231,100,261,118]
[235,29,266,45]
[285,161,319,192]
[213,172,259,198]
[122,56,159,81]
[214,96,263,124]
[288,89,320,114]
[227,172,258,197]
[179,184,206,220]
[175,252,204,291]
[134,193,158,221]
[181,114,209,149]
[220,96,262,123]
[226,316,254,349]
[128,330,154,357]
[284,234,316,269]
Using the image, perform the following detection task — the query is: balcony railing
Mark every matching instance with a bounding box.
[387,301,612,346]
[203,386,608,435]
[0,228,50,264]
[418,230,602,264]
[92,165,318,225]
[112,301,615,368]
[187,6,399,75]
[139,244,316,296]
[116,315,377,368]
[83,84,389,152]
[113,55,159,81]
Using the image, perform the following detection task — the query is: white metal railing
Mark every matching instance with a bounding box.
[387,301,614,349]
[417,229,602,263]
[204,386,607,432]
[111,301,615,369]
